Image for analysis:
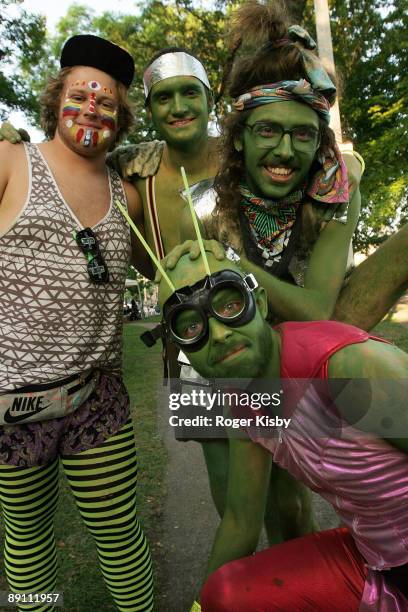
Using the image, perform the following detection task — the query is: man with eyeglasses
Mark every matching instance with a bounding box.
[0,35,153,611]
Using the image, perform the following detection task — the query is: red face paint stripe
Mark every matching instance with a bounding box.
[88,93,96,113]
[76,128,84,143]
[101,117,116,130]
[92,131,99,146]
[63,108,81,117]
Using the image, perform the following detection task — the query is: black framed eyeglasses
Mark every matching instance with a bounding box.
[74,228,109,284]
[244,121,320,152]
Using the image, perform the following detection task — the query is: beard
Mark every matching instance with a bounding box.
[201,320,273,381]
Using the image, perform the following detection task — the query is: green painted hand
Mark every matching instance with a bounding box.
[154,239,226,282]
[0,122,30,143]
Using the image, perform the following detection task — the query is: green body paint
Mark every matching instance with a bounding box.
[238,100,320,200]
[159,254,275,380]
[149,75,210,152]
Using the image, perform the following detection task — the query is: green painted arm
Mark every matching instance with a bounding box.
[204,437,272,581]
[0,122,30,143]
[328,339,408,455]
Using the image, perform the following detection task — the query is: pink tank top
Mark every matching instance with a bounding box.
[249,321,408,611]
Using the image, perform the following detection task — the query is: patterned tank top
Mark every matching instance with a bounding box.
[0,143,131,391]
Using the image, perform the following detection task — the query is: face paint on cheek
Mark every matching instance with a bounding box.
[100,108,118,134]
[62,98,81,120]
[63,98,89,146]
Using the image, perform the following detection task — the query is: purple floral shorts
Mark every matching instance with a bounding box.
[0,372,130,467]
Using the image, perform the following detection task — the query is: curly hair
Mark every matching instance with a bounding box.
[214,0,336,230]
[40,67,134,146]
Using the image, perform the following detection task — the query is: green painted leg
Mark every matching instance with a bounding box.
[264,464,318,545]
[200,439,229,517]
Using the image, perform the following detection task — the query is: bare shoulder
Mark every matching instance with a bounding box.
[122,179,143,221]
[329,337,408,379]
[0,140,25,167]
[0,141,26,196]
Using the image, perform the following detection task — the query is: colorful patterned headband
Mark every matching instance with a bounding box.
[232,79,331,124]
[143,52,211,98]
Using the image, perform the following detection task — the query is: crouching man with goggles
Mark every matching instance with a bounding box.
[156,247,408,612]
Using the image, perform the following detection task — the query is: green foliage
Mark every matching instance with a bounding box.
[127,264,156,300]
[1,0,406,248]
[328,0,408,250]
[0,0,47,121]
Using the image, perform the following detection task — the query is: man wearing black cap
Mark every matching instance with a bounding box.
[0,35,153,611]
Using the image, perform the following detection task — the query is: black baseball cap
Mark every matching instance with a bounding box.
[60,34,135,88]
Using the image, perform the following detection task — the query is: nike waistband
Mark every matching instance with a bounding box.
[0,371,97,426]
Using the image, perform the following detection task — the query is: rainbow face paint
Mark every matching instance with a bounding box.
[100,107,117,140]
[61,79,118,149]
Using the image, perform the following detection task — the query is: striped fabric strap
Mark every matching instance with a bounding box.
[146,175,165,260]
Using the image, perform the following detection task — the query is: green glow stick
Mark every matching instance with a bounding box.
[114,199,175,292]
[180,166,211,277]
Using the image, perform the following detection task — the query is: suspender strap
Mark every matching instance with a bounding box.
[145,175,170,378]
[146,175,165,260]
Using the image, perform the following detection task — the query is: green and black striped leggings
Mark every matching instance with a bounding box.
[0,420,154,611]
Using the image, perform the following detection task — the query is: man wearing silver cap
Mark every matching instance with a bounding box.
[111,46,219,257]
[0,35,153,611]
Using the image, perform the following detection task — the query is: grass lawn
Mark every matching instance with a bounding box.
[373,320,408,352]
[0,317,406,610]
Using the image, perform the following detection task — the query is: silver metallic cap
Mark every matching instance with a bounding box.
[143,51,211,98]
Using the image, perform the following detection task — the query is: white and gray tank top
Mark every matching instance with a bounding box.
[0,143,131,391]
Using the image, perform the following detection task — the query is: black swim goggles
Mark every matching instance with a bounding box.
[160,269,258,352]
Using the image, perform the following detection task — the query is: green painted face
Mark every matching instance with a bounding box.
[237,100,320,199]
[148,75,210,150]
[159,253,273,379]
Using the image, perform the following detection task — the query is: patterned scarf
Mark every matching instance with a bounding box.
[232,25,336,124]
[240,186,302,262]
[240,142,349,264]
